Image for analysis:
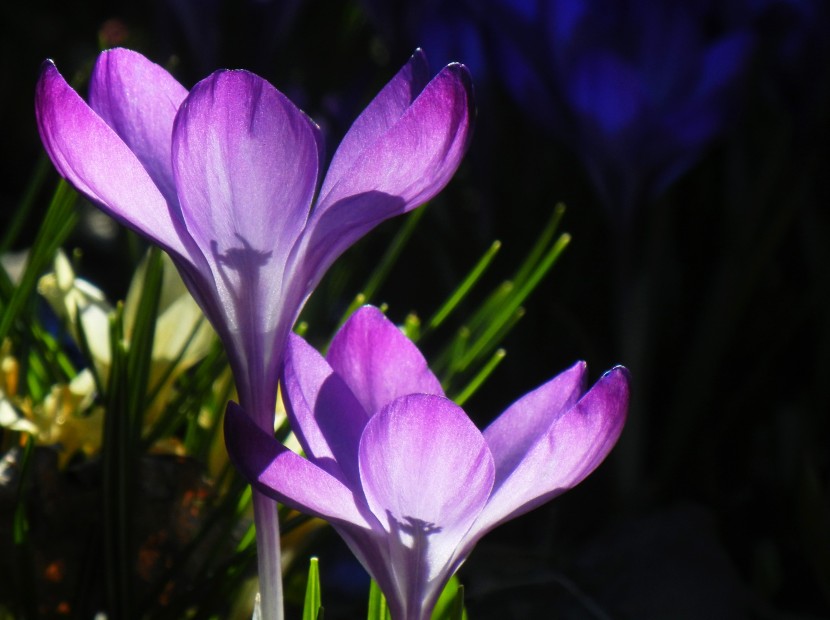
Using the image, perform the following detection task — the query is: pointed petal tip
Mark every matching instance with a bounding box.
[36,59,63,96]
[351,304,387,322]
[443,62,474,84]
[39,58,57,73]
[603,365,632,390]
[410,47,428,65]
[571,359,588,372]
[590,365,631,427]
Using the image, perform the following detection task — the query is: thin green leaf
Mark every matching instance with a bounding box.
[102,305,136,619]
[367,580,391,620]
[425,240,501,333]
[302,557,322,620]
[431,576,466,620]
[0,180,78,343]
[451,348,506,406]
[125,246,164,438]
[512,203,565,287]
[360,206,427,302]
[458,234,569,370]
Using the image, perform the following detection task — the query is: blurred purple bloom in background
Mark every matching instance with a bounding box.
[487,0,754,217]
[35,47,473,619]
[226,306,629,620]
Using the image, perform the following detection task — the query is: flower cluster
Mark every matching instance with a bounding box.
[35,46,628,620]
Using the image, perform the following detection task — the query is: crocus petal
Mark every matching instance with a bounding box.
[303,62,474,279]
[326,306,444,415]
[88,48,188,204]
[171,69,322,404]
[282,333,369,486]
[172,69,321,286]
[483,360,587,486]
[470,366,629,538]
[35,61,192,260]
[695,32,754,103]
[224,401,373,530]
[318,49,430,200]
[566,52,647,136]
[359,394,494,617]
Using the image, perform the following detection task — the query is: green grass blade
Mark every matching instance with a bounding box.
[302,557,322,620]
[360,206,427,302]
[102,306,136,620]
[451,348,506,406]
[425,240,501,333]
[458,234,569,370]
[367,580,391,620]
[341,207,427,325]
[0,181,77,343]
[431,576,466,620]
[125,247,164,432]
[511,203,565,287]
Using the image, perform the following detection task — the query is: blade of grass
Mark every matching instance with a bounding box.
[367,580,391,620]
[340,207,427,324]
[102,305,135,620]
[125,247,164,441]
[458,234,569,370]
[425,240,501,334]
[451,348,506,406]
[0,180,77,343]
[302,557,321,620]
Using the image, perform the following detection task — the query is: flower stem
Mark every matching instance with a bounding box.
[253,490,284,620]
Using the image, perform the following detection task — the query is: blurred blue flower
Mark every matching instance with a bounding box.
[487,0,754,217]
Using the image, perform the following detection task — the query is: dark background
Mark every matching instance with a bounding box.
[2,0,829,617]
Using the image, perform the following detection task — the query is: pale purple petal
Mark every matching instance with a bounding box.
[318,49,430,200]
[326,306,444,415]
[483,361,587,487]
[302,63,474,280]
[282,333,369,486]
[359,394,494,617]
[88,47,188,204]
[35,61,192,260]
[224,402,373,530]
[171,69,322,408]
[172,70,321,283]
[469,367,629,538]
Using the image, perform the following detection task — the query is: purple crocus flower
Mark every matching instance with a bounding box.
[225,306,629,620]
[488,0,753,217]
[35,47,473,619]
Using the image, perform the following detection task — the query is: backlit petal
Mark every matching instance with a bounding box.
[471,367,629,538]
[304,63,474,279]
[224,402,372,529]
[282,333,369,486]
[359,394,494,616]
[88,48,188,204]
[326,306,444,415]
[319,49,430,200]
[35,61,192,260]
[171,69,322,404]
[483,361,587,486]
